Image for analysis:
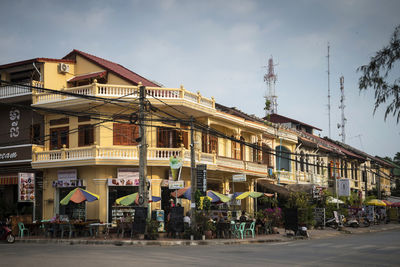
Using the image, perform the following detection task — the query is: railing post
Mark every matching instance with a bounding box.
[61,145,66,160]
[180,85,185,99]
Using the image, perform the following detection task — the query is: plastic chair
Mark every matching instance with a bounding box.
[60,224,75,239]
[230,221,238,238]
[245,221,255,238]
[237,222,246,239]
[18,222,29,238]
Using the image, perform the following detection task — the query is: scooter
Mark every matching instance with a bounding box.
[0,221,15,243]
[325,217,339,229]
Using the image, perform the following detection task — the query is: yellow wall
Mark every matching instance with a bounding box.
[43,62,75,90]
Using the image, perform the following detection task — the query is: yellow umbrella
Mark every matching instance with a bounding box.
[366,199,386,206]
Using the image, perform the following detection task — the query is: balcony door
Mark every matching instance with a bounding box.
[50,127,69,150]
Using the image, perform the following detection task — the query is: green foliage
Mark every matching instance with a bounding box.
[145,219,159,240]
[203,197,211,212]
[358,24,400,122]
[284,192,310,209]
[264,99,271,111]
[259,196,278,208]
[194,189,202,210]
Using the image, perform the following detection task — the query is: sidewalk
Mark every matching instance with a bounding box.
[15,222,400,246]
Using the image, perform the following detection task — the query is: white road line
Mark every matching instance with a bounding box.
[353,245,376,250]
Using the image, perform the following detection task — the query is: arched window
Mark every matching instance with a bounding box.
[275,145,291,171]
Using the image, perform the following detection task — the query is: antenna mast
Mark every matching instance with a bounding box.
[264,56,278,116]
[338,76,346,143]
[327,43,331,138]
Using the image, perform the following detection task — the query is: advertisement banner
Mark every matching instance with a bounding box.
[338,178,350,197]
[108,168,140,186]
[18,173,35,202]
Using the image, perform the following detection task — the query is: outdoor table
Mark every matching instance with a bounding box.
[89,223,112,239]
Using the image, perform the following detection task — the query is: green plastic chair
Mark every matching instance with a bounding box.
[245,221,255,238]
[18,222,29,238]
[237,222,246,239]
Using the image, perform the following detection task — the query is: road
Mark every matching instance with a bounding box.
[1,230,399,267]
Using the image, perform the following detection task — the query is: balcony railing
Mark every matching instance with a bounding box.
[33,83,216,109]
[0,81,43,99]
[32,145,273,176]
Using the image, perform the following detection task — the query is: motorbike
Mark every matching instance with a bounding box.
[343,217,359,228]
[325,217,340,229]
[0,221,15,243]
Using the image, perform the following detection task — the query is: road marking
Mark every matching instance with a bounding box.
[331,244,352,248]
[376,246,400,251]
[313,243,332,247]
[353,245,376,250]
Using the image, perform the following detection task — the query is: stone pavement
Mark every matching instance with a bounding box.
[15,222,400,246]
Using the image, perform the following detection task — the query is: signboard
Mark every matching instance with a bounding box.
[232,174,246,182]
[56,169,80,187]
[338,178,350,197]
[108,168,140,186]
[169,180,185,190]
[196,164,207,194]
[18,173,35,202]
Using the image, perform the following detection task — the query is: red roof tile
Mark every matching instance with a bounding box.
[63,50,160,87]
[0,58,74,69]
[68,71,107,82]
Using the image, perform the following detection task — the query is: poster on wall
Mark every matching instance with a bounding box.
[108,168,139,186]
[18,173,35,202]
[338,178,350,197]
[56,169,80,187]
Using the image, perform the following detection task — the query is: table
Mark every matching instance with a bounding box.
[89,223,113,239]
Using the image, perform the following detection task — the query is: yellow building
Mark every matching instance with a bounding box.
[0,49,299,223]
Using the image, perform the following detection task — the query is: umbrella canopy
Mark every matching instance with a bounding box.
[116,193,161,206]
[382,200,393,206]
[391,202,400,207]
[207,190,231,203]
[366,199,387,206]
[327,196,344,204]
[60,188,99,205]
[170,187,230,203]
[233,191,265,200]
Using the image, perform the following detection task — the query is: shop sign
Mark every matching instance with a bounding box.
[18,173,35,202]
[196,164,207,194]
[169,180,184,190]
[338,178,350,197]
[232,174,246,182]
[108,177,139,186]
[53,179,82,188]
[58,169,77,180]
[161,179,170,187]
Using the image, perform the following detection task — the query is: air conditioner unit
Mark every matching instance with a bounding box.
[58,63,69,73]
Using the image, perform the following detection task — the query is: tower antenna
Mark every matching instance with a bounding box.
[264,56,278,116]
[338,76,347,143]
[327,43,331,138]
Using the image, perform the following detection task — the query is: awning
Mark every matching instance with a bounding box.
[0,174,18,185]
[257,180,292,197]
[67,71,107,82]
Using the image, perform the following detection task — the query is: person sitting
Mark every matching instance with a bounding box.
[183,211,191,227]
[50,214,60,223]
[239,211,247,222]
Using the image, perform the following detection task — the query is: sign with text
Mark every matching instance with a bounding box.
[18,173,35,202]
[338,178,350,197]
[196,164,207,194]
[232,174,246,182]
[169,180,185,190]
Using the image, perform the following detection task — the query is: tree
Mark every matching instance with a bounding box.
[358,25,400,122]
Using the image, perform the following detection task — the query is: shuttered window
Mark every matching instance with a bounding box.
[113,123,139,146]
[78,124,94,147]
[50,127,69,150]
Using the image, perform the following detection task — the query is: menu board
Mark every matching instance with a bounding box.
[108,168,140,186]
[18,173,35,202]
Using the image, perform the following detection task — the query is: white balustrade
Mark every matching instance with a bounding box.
[247,162,268,173]
[0,83,31,98]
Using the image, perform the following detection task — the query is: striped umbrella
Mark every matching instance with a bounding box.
[60,188,99,205]
[116,193,161,206]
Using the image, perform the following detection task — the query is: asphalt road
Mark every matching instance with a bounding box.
[1,230,400,267]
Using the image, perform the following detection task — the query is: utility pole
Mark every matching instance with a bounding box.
[338,76,346,143]
[190,117,197,227]
[138,84,148,207]
[327,43,331,138]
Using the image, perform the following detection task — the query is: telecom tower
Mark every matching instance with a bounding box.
[264,56,278,116]
[338,76,346,143]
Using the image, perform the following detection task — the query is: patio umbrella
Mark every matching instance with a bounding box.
[60,188,99,205]
[382,200,393,206]
[391,202,400,207]
[207,190,231,203]
[365,199,386,206]
[116,193,162,206]
[233,191,264,200]
[170,186,191,199]
[327,196,344,204]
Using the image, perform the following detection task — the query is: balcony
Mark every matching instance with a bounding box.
[0,81,43,99]
[32,83,216,114]
[32,145,271,177]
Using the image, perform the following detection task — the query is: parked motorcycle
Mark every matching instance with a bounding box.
[0,221,15,243]
[343,217,359,228]
[325,217,339,229]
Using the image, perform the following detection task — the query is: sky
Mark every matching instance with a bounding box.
[1,0,399,158]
